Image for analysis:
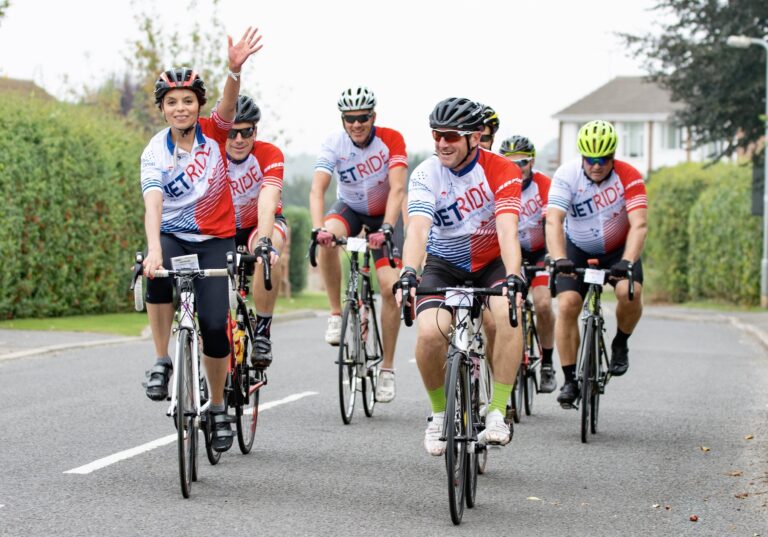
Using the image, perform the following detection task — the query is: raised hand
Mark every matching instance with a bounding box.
[228,26,263,72]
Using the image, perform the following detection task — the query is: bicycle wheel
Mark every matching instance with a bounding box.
[202,379,221,466]
[444,350,466,525]
[590,331,602,435]
[338,302,360,424]
[235,312,259,453]
[580,320,594,444]
[361,301,382,418]
[464,361,479,509]
[476,356,491,475]
[510,366,524,423]
[177,331,195,498]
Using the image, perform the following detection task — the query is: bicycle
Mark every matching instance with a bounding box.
[309,228,395,424]
[551,258,634,443]
[508,263,547,423]
[401,284,517,525]
[131,252,233,498]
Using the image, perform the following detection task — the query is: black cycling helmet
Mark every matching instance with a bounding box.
[500,135,536,157]
[154,68,207,108]
[235,94,261,124]
[429,97,485,132]
[480,104,500,134]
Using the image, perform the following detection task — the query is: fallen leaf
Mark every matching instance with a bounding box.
[745,435,754,440]
[690,515,699,522]
[735,492,749,499]
[652,504,660,508]
[526,497,541,501]
[727,470,744,477]
[665,505,672,511]
[700,446,711,452]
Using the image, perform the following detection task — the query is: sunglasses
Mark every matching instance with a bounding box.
[512,158,532,168]
[227,126,255,139]
[479,134,494,143]
[583,155,613,166]
[432,130,473,143]
[342,112,373,124]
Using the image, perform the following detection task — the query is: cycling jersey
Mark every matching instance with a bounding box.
[519,170,550,253]
[315,126,408,216]
[140,111,235,240]
[408,149,522,271]
[227,140,284,230]
[548,158,647,255]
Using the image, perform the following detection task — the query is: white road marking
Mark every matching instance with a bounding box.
[409,358,416,363]
[64,391,318,475]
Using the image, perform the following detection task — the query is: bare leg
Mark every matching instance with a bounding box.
[147,303,174,357]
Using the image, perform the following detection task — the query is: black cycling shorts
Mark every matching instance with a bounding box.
[555,239,644,298]
[235,214,288,276]
[145,233,235,359]
[415,255,506,316]
[325,200,403,269]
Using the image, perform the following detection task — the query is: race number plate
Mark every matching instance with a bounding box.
[583,268,606,285]
[445,288,473,308]
[171,254,200,271]
[346,237,367,253]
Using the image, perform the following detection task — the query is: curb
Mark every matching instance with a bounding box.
[0,310,322,362]
[641,309,768,351]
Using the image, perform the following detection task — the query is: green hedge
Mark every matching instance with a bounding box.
[283,205,310,293]
[645,163,723,301]
[0,94,145,318]
[687,169,760,305]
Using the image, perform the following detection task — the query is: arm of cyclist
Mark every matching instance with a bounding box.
[218,26,263,122]
[497,212,525,304]
[254,185,282,266]
[394,213,430,307]
[309,170,336,247]
[369,166,407,249]
[142,190,164,279]
[545,206,575,274]
[611,208,648,277]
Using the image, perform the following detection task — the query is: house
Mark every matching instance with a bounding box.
[552,76,721,175]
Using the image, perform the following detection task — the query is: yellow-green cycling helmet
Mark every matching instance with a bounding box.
[577,120,618,157]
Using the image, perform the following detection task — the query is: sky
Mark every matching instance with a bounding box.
[0,0,661,157]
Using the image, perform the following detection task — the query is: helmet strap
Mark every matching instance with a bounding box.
[451,136,476,172]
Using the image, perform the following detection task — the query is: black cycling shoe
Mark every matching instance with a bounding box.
[210,411,235,452]
[557,380,579,408]
[144,362,172,401]
[250,335,273,369]
[609,344,629,376]
[539,365,557,393]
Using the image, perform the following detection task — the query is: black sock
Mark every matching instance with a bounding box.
[613,329,630,349]
[542,347,553,367]
[562,364,576,383]
[256,314,273,338]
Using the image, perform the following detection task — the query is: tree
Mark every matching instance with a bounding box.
[621,0,768,161]
[0,1,9,25]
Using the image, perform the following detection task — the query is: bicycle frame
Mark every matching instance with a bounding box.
[574,276,610,405]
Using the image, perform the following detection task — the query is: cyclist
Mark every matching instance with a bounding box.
[395,97,525,455]
[499,135,557,393]
[141,27,262,452]
[310,86,407,403]
[478,103,500,151]
[224,94,286,369]
[546,120,647,407]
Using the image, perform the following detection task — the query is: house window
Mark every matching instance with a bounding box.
[621,122,645,158]
[661,122,681,150]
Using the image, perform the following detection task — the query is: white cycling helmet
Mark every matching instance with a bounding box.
[337,86,376,111]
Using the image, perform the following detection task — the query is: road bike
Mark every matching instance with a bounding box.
[309,229,395,424]
[401,284,517,525]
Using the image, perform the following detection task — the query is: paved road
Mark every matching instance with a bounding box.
[0,312,766,536]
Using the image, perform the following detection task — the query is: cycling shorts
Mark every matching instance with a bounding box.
[235,214,288,276]
[555,239,644,299]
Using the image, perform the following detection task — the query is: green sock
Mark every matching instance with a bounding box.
[427,387,446,414]
[489,381,513,414]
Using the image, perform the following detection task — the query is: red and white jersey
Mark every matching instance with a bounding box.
[315,126,407,216]
[408,149,522,272]
[548,158,647,254]
[519,171,550,253]
[227,141,284,230]
[140,111,235,240]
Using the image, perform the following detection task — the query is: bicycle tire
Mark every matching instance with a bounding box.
[524,317,539,415]
[580,320,594,444]
[445,350,466,525]
[464,360,479,509]
[476,356,491,475]
[361,300,382,418]
[590,328,602,435]
[177,331,195,498]
[202,379,221,466]
[510,366,524,423]
[235,310,259,453]
[338,302,359,424]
